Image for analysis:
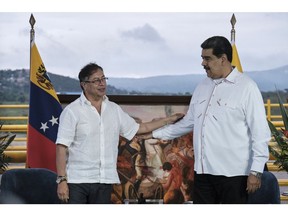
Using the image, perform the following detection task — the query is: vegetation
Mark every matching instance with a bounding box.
[1,69,288,125]
[1,69,288,102]
[0,123,15,173]
[0,69,135,104]
[268,91,288,172]
[0,69,30,103]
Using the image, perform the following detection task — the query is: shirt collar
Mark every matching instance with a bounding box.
[211,68,241,85]
[224,68,241,84]
[79,92,108,106]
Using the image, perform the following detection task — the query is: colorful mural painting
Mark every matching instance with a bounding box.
[111,104,194,204]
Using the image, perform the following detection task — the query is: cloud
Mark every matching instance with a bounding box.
[121,23,165,43]
[1,12,288,78]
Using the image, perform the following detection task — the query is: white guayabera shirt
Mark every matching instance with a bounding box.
[153,69,271,176]
[56,93,139,184]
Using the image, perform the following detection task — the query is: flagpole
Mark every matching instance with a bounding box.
[27,14,35,169]
[230,13,236,42]
[29,14,36,81]
[230,13,243,72]
[29,14,36,64]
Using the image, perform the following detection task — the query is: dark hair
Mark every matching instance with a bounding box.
[201,36,232,62]
[78,63,103,82]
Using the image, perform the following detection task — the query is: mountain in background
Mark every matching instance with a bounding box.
[247,65,288,92]
[0,69,129,102]
[108,65,288,94]
[1,65,287,103]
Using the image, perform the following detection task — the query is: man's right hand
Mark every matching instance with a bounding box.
[57,182,69,203]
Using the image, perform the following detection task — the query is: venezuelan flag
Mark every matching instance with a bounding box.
[26,43,62,172]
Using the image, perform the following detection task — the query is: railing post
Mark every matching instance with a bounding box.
[267,99,271,121]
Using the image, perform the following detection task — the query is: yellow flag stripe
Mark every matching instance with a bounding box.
[231,43,243,73]
[30,44,60,102]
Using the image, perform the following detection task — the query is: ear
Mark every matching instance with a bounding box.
[80,82,85,90]
[221,54,228,64]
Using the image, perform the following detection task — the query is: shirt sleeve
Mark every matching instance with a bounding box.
[244,82,271,172]
[117,106,140,141]
[56,108,77,147]
[153,99,194,140]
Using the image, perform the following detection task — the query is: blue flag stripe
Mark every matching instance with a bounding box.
[29,82,62,142]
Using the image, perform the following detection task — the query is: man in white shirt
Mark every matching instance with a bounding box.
[151,36,271,204]
[55,63,183,204]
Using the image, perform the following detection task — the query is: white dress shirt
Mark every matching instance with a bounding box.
[153,69,270,177]
[56,93,139,184]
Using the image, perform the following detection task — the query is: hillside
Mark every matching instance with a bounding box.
[108,65,288,94]
[1,66,288,103]
[0,69,129,103]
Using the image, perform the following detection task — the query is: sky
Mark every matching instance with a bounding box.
[1,1,288,79]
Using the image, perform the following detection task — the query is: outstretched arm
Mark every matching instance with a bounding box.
[136,113,184,135]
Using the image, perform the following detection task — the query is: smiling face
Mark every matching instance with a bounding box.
[81,69,107,101]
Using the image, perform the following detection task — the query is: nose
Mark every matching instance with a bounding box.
[201,59,206,67]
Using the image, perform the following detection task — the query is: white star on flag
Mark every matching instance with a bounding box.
[40,122,49,132]
[49,115,59,126]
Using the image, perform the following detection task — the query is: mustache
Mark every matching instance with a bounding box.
[204,66,210,70]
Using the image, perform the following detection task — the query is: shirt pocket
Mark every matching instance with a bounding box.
[212,99,238,123]
[191,98,207,121]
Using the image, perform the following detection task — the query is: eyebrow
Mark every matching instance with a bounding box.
[90,75,106,80]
